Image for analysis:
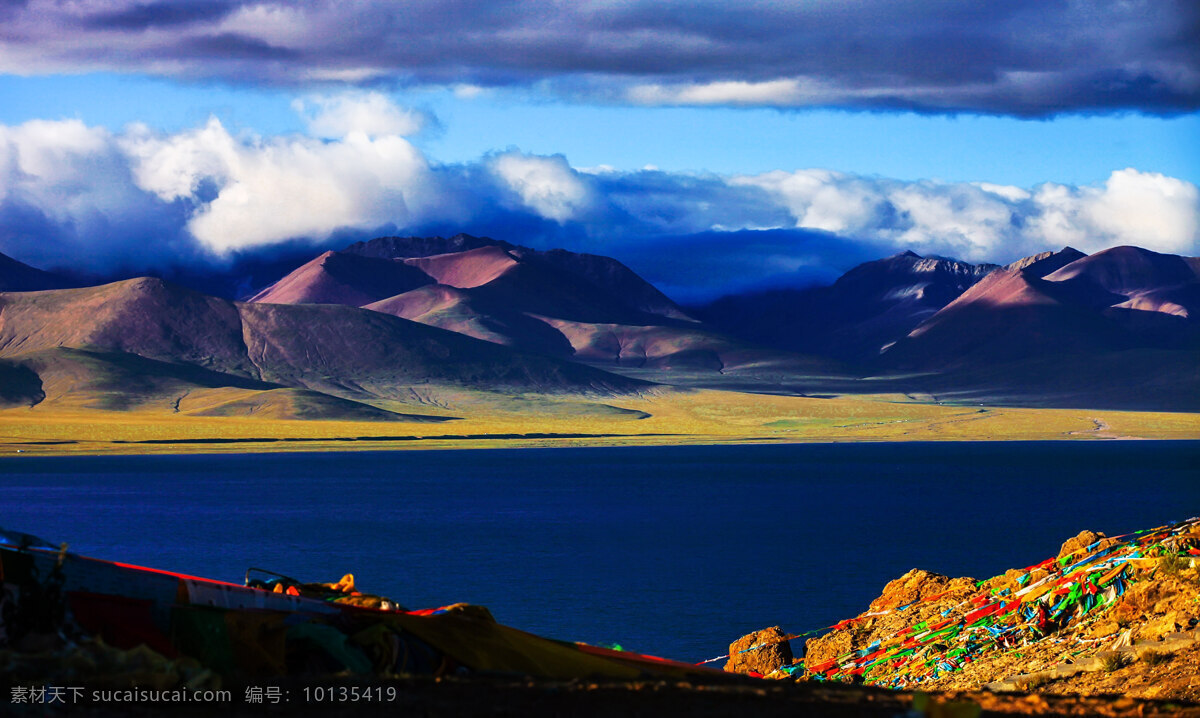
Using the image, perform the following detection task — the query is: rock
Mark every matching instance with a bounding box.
[724,626,792,676]
[1057,530,1117,560]
[1140,611,1181,642]
[868,569,976,612]
[805,628,856,669]
[1088,620,1121,639]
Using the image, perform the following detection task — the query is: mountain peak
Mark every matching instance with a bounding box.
[1005,247,1088,277]
[0,251,75,292]
[250,250,432,306]
[1043,244,1199,295]
[343,234,510,260]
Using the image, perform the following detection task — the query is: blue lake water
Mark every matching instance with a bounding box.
[2,441,1198,662]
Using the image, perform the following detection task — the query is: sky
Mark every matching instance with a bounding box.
[1,0,1198,301]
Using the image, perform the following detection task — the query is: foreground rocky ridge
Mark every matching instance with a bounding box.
[727,519,1200,703]
[5,524,1200,718]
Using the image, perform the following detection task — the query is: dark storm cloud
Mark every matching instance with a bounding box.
[179,33,301,61]
[4,0,1196,116]
[81,2,236,30]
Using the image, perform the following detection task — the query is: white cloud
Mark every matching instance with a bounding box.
[488,152,596,223]
[629,78,817,106]
[0,113,1196,278]
[215,3,309,47]
[1042,169,1200,255]
[735,169,891,236]
[0,119,192,269]
[293,92,429,138]
[734,168,1200,261]
[976,182,1031,203]
[452,84,488,100]
[123,118,434,251]
[120,118,239,202]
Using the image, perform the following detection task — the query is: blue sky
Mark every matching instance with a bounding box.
[0,0,1197,298]
[3,73,1197,187]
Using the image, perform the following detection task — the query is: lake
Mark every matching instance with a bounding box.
[2,441,1197,662]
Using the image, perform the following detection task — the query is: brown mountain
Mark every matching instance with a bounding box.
[880,246,1200,410]
[343,235,692,321]
[0,251,74,292]
[341,233,503,260]
[251,235,796,372]
[248,250,432,305]
[0,278,651,418]
[883,246,1200,369]
[696,251,998,362]
[1043,245,1200,326]
[364,284,576,357]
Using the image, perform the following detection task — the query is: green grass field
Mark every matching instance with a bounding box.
[2,388,1196,456]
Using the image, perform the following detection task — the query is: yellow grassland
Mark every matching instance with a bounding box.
[1,388,1197,456]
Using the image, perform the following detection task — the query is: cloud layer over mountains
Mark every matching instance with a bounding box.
[2,0,1196,116]
[1,93,1198,298]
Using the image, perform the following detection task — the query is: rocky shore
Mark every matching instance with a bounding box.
[725,520,1200,710]
[5,520,1198,717]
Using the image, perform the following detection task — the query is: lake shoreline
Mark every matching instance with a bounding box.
[3,428,1197,459]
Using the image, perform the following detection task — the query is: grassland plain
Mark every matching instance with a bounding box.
[1,388,1197,456]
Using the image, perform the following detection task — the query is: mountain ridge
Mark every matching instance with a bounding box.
[248,234,777,372]
[696,251,999,362]
[0,251,76,292]
[0,275,654,419]
[3,239,1196,414]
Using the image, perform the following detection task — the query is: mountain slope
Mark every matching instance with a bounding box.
[875,246,1200,411]
[0,252,74,292]
[341,233,506,260]
[252,235,798,372]
[0,278,258,377]
[364,285,576,357]
[248,250,432,306]
[883,246,1200,370]
[1043,246,1200,326]
[1,346,444,421]
[0,279,653,415]
[342,234,693,321]
[237,301,647,395]
[697,252,998,362]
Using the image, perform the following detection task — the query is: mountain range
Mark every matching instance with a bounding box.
[0,249,652,420]
[1,236,1197,416]
[695,250,999,363]
[249,235,756,372]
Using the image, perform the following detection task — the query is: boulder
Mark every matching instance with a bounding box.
[724,626,792,676]
[1057,530,1118,560]
[1139,611,1182,642]
[868,569,976,612]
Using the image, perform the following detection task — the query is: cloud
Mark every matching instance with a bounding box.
[293,92,432,138]
[2,0,1196,116]
[0,102,1197,297]
[628,79,820,107]
[0,119,197,273]
[1031,169,1200,255]
[487,152,597,223]
[736,168,1200,262]
[122,117,434,252]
